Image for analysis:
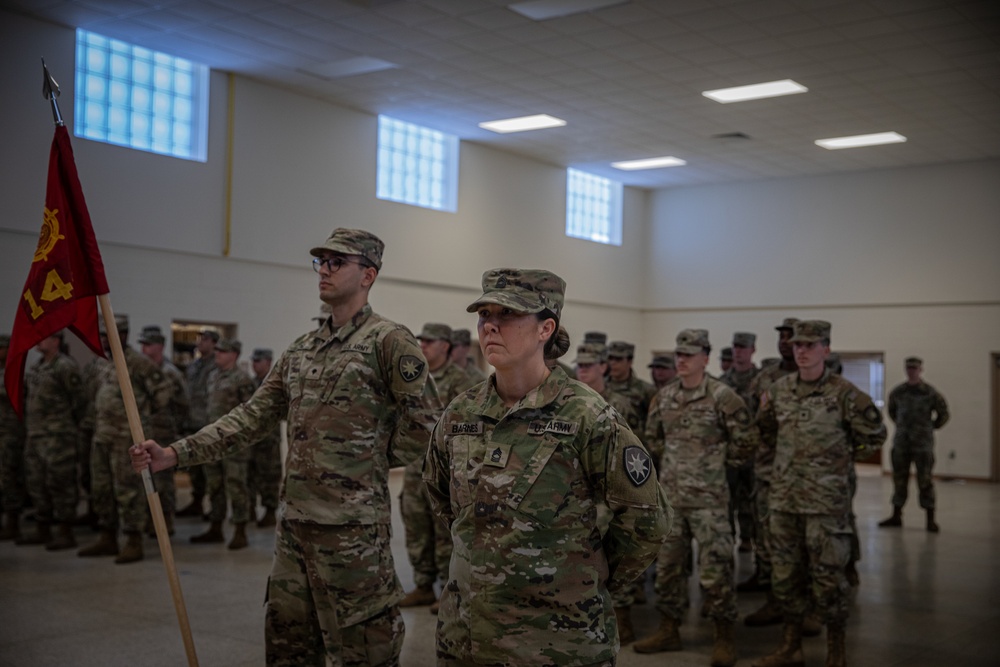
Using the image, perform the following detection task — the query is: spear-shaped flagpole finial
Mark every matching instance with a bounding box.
[42,58,64,127]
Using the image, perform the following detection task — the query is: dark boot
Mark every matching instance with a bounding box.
[190,521,224,544]
[633,614,682,653]
[802,612,823,637]
[614,607,635,645]
[78,530,119,557]
[711,620,737,667]
[926,509,939,533]
[745,593,783,627]
[227,522,248,550]
[738,568,771,592]
[845,559,860,587]
[751,621,804,667]
[399,584,436,607]
[256,508,276,528]
[825,622,846,667]
[15,521,50,546]
[45,522,77,551]
[0,511,20,541]
[176,496,204,518]
[115,531,144,564]
[878,506,902,528]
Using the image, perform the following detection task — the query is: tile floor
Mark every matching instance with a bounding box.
[1,465,998,666]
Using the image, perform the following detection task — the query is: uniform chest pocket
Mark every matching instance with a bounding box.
[504,435,573,522]
[304,352,372,413]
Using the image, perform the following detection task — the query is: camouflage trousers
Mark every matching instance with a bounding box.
[265,519,405,667]
[0,433,27,513]
[204,450,251,524]
[400,459,452,588]
[847,465,860,562]
[438,658,614,667]
[752,480,773,581]
[249,433,282,511]
[727,460,755,543]
[890,446,936,510]
[25,434,78,523]
[91,436,146,532]
[770,510,851,624]
[653,507,738,622]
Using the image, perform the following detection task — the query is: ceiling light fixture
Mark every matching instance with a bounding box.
[509,0,629,21]
[815,132,907,149]
[479,114,567,133]
[703,79,808,103]
[612,156,687,170]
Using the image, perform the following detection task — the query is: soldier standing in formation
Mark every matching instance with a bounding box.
[424,268,670,666]
[635,329,758,667]
[719,347,733,373]
[648,351,677,390]
[752,320,886,667]
[0,334,28,541]
[248,347,282,528]
[449,328,487,384]
[573,342,640,426]
[606,341,657,438]
[721,332,760,552]
[131,228,440,666]
[879,356,949,532]
[176,328,218,518]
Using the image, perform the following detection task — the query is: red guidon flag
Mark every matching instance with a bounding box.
[4,125,109,417]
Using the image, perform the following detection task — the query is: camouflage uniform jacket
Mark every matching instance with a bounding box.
[644,375,758,509]
[434,359,478,409]
[93,347,173,443]
[172,304,440,526]
[79,356,110,434]
[185,352,216,432]
[207,366,255,422]
[747,360,797,482]
[759,369,887,515]
[25,353,84,438]
[606,371,657,438]
[0,362,26,443]
[251,373,282,452]
[887,381,949,450]
[463,360,488,385]
[423,366,670,666]
[147,360,190,443]
[600,386,641,437]
[720,364,760,408]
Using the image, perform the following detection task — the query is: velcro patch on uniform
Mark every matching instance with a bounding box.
[863,404,882,424]
[623,446,652,487]
[734,407,751,426]
[398,355,425,382]
[528,419,580,436]
[342,342,372,354]
[448,421,484,435]
[485,443,511,467]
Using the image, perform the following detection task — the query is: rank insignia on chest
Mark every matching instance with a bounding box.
[623,446,652,486]
[485,443,511,467]
[680,416,691,427]
[798,408,812,421]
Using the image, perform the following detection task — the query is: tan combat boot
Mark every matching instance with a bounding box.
[825,622,846,667]
[115,531,144,564]
[751,621,804,667]
[256,508,276,528]
[228,522,248,550]
[45,522,77,551]
[711,619,737,667]
[190,521,224,543]
[15,521,51,546]
[399,584,436,607]
[633,614,682,653]
[745,593,783,627]
[78,530,120,557]
[0,511,20,541]
[614,607,635,645]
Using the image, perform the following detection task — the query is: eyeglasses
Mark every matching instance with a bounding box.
[312,256,368,273]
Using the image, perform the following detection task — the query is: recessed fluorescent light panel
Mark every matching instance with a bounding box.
[703,79,808,103]
[815,132,907,150]
[479,114,567,134]
[302,56,397,79]
[509,0,629,21]
[612,156,687,170]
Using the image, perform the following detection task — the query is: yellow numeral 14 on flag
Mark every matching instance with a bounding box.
[23,268,75,320]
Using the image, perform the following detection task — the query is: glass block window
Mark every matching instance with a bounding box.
[377,115,458,212]
[75,29,209,162]
[566,168,623,245]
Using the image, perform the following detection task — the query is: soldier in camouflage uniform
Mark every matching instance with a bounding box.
[16,331,84,550]
[879,356,949,532]
[132,229,441,667]
[752,321,886,667]
[139,325,190,534]
[721,332,760,553]
[398,323,476,611]
[635,329,758,667]
[649,351,677,391]
[0,334,28,541]
[78,315,174,564]
[77,352,111,528]
[606,341,658,438]
[248,347,282,528]
[424,268,670,667]
[176,328,218,518]
[719,347,733,373]
[449,328,487,385]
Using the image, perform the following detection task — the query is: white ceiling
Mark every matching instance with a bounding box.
[4,0,999,188]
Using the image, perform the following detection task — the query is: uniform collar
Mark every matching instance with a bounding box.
[474,365,569,421]
[317,303,372,345]
[794,367,831,396]
[679,374,710,400]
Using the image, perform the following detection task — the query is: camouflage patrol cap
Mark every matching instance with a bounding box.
[252,348,273,361]
[451,328,472,346]
[583,331,608,345]
[99,314,129,334]
[733,332,756,347]
[0,334,10,348]
[573,342,608,365]
[138,325,165,345]
[466,268,565,318]
[608,341,635,359]
[789,320,831,344]
[648,351,676,369]
[310,228,384,271]
[417,322,452,341]
[720,347,733,361]
[676,329,710,355]
[199,328,220,342]
[216,339,242,354]
[905,356,923,368]
[776,317,799,331]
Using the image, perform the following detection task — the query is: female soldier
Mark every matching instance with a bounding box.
[423,268,671,667]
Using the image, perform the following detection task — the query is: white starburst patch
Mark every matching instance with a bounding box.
[623,446,652,486]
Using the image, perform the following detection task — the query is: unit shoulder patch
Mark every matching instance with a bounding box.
[398,355,425,382]
[623,445,652,487]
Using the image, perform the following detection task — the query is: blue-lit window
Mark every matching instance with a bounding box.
[75,29,209,161]
[565,168,623,246]
[377,116,458,212]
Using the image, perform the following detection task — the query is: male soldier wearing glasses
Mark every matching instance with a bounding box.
[131,228,440,666]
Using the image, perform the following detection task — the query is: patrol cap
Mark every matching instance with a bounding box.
[720,347,733,361]
[451,328,472,346]
[252,348,273,361]
[733,332,756,347]
[0,334,10,348]
[573,342,608,365]
[216,339,242,354]
[417,323,452,342]
[676,329,710,355]
[466,268,565,318]
[905,356,923,368]
[648,351,676,369]
[789,320,831,344]
[309,228,384,271]
[776,317,799,332]
[100,314,129,334]
[138,325,165,345]
[199,328,220,342]
[608,341,635,359]
[583,331,608,345]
